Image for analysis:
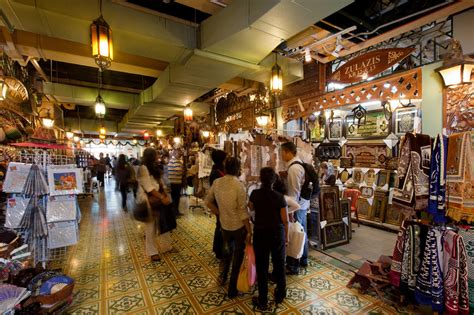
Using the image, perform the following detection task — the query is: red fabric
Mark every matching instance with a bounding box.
[10,142,72,150]
[343,189,361,212]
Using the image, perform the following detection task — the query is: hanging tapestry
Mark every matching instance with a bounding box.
[446,132,474,222]
[415,228,444,312]
[390,220,409,287]
[443,230,469,314]
[428,134,448,223]
[459,229,474,311]
[392,133,431,215]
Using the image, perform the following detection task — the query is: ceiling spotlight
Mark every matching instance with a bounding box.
[304,48,312,63]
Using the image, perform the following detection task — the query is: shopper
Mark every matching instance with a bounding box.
[249,167,288,309]
[209,149,227,259]
[280,142,309,274]
[168,150,184,216]
[137,148,173,262]
[320,162,336,186]
[115,154,132,211]
[205,157,251,298]
[273,177,301,214]
[97,153,107,188]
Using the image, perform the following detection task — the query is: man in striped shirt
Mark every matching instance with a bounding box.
[168,150,184,216]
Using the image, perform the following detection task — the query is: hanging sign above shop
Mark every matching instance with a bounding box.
[330,48,414,84]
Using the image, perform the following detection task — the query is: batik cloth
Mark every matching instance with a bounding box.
[415,227,444,312]
[428,134,448,223]
[400,224,421,293]
[393,133,432,216]
[458,229,474,311]
[446,132,474,223]
[390,220,409,287]
[443,230,469,315]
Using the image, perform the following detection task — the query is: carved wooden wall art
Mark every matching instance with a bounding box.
[443,84,474,135]
[282,68,422,122]
[344,142,391,168]
[240,134,277,183]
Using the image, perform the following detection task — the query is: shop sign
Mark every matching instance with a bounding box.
[330,48,414,83]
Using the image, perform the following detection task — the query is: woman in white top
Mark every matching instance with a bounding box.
[137,148,173,261]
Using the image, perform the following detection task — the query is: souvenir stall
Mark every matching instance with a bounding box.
[0,53,77,313]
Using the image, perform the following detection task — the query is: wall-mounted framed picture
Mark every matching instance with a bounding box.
[376,170,390,189]
[364,169,376,186]
[329,118,343,140]
[371,191,388,223]
[356,197,371,220]
[394,107,420,136]
[319,186,341,224]
[384,205,402,226]
[340,199,352,240]
[346,110,390,139]
[339,169,351,184]
[360,186,374,198]
[322,222,349,248]
[47,167,83,196]
[352,168,364,185]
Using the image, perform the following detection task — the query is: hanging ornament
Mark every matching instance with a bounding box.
[352,104,367,125]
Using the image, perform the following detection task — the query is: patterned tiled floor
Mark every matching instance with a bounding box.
[61,183,402,314]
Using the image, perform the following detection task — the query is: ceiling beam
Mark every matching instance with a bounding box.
[175,0,231,15]
[319,0,474,63]
[0,27,167,77]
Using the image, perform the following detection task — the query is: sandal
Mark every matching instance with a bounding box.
[151,254,161,262]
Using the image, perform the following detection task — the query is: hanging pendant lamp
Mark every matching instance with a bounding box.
[91,0,113,70]
[270,53,283,95]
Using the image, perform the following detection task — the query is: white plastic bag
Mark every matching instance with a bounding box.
[179,195,189,215]
[287,221,306,259]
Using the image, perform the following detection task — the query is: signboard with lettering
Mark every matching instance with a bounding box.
[330,48,414,83]
[346,110,390,139]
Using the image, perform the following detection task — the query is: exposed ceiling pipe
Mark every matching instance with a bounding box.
[345,0,453,40]
[307,26,357,50]
[210,0,227,8]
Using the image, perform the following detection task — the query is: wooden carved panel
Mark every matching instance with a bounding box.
[443,84,474,135]
[240,135,277,183]
[283,68,422,122]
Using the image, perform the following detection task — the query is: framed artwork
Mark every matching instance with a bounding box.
[395,107,419,136]
[46,195,77,223]
[360,186,374,198]
[339,169,351,184]
[322,222,349,248]
[319,186,341,224]
[344,142,391,168]
[356,197,371,220]
[376,170,390,189]
[3,163,32,193]
[329,118,343,140]
[346,110,390,139]
[385,205,402,226]
[47,167,83,196]
[352,168,364,185]
[364,169,376,186]
[340,199,352,240]
[371,192,388,223]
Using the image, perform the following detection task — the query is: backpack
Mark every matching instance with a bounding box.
[289,161,320,200]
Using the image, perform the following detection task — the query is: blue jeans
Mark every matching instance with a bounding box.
[287,209,308,272]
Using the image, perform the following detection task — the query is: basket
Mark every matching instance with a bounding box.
[0,231,21,259]
[33,282,74,305]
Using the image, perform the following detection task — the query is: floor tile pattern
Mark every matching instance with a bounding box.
[61,184,401,314]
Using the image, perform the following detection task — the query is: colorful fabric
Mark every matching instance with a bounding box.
[390,220,409,287]
[393,133,431,216]
[446,132,474,223]
[415,227,444,312]
[400,224,421,292]
[459,229,474,311]
[428,134,448,223]
[443,230,469,315]
[167,158,183,184]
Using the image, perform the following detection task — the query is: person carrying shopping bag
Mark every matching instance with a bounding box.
[248,167,289,310]
[136,148,174,262]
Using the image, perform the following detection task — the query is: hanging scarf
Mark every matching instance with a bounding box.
[428,134,448,223]
[393,133,432,216]
[446,132,474,223]
[390,220,409,287]
[459,229,474,311]
[415,228,444,312]
[443,230,469,315]
[400,224,421,293]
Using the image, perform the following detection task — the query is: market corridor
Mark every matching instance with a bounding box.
[62,184,400,314]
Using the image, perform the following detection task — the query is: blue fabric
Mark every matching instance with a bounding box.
[428,134,448,223]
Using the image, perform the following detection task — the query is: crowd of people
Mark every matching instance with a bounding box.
[88,141,337,310]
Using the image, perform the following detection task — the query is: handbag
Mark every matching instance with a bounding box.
[158,204,177,234]
[287,222,306,259]
[237,245,256,292]
[133,201,149,222]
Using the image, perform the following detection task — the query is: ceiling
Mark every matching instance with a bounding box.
[1,0,470,137]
